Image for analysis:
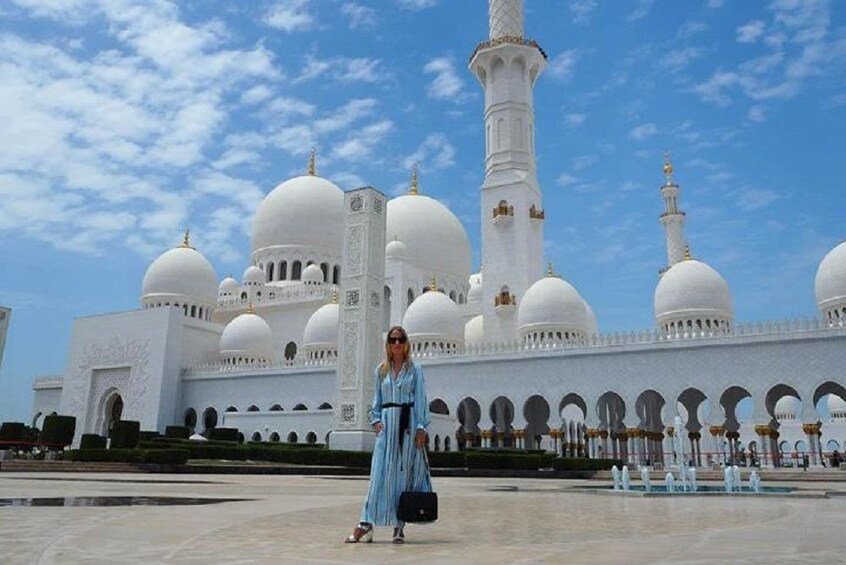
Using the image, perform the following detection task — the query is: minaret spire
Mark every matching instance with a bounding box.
[471,0,547,343]
[659,152,688,272]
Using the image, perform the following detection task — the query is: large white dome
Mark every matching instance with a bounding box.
[815,241,846,313]
[654,259,732,323]
[218,276,240,297]
[141,243,217,303]
[828,394,846,416]
[242,265,265,286]
[774,396,798,420]
[403,289,464,341]
[386,194,471,278]
[303,302,339,347]
[518,276,589,335]
[302,263,324,284]
[251,174,344,253]
[220,311,274,360]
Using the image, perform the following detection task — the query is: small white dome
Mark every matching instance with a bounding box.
[387,194,471,279]
[386,239,409,262]
[303,302,339,348]
[251,174,344,253]
[827,394,846,415]
[815,241,846,313]
[142,243,217,303]
[468,272,483,304]
[219,311,274,360]
[518,276,588,335]
[469,272,482,286]
[302,263,324,284]
[775,396,798,419]
[242,265,265,286]
[218,276,240,296]
[403,289,464,341]
[465,314,484,345]
[654,259,732,324]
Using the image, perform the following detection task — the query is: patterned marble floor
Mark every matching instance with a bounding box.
[1,472,844,564]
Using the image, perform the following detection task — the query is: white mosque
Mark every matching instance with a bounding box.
[31,0,846,469]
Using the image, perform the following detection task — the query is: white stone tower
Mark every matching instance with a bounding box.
[330,187,387,452]
[470,0,547,343]
[659,153,688,274]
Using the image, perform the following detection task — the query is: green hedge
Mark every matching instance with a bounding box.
[165,426,190,439]
[208,428,239,442]
[465,451,556,470]
[63,448,189,465]
[139,431,162,442]
[427,451,467,468]
[551,457,623,471]
[0,422,26,449]
[80,434,107,450]
[109,420,140,449]
[40,415,76,449]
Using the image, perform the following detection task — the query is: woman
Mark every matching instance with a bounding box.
[345,325,432,544]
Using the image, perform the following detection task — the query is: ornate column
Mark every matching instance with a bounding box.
[480,429,493,449]
[689,431,702,467]
[549,429,561,454]
[330,188,387,452]
[709,426,725,467]
[626,428,640,466]
[754,425,771,468]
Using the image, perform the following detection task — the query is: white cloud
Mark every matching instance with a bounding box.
[341,3,377,29]
[548,50,578,82]
[707,0,724,8]
[331,120,394,162]
[572,155,598,171]
[402,133,456,170]
[660,47,702,73]
[737,188,782,211]
[240,84,273,105]
[747,105,767,123]
[556,173,578,187]
[564,113,586,128]
[294,54,385,83]
[569,0,598,25]
[692,70,739,106]
[396,0,438,9]
[677,20,707,39]
[627,0,654,22]
[314,98,377,134]
[423,57,465,101]
[264,0,315,33]
[628,123,659,141]
[737,20,766,43]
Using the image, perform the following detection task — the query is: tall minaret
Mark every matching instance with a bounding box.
[659,152,688,273]
[470,0,547,343]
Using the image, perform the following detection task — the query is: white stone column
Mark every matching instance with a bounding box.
[330,188,387,452]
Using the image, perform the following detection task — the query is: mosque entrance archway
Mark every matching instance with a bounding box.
[523,395,550,450]
[596,391,626,459]
[96,390,123,438]
[457,397,481,449]
[489,396,515,448]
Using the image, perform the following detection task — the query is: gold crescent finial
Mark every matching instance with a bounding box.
[663,151,674,183]
[430,274,437,291]
[547,262,554,277]
[684,245,691,260]
[181,229,194,249]
[409,163,419,195]
[331,288,338,304]
[308,147,316,176]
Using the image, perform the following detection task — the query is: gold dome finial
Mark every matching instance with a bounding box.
[684,245,691,260]
[246,302,255,314]
[409,163,419,195]
[663,151,674,183]
[307,147,317,176]
[180,229,194,249]
[331,288,338,304]
[429,274,437,291]
[547,262,555,277]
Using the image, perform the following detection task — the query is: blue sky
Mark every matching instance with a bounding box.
[1,0,845,423]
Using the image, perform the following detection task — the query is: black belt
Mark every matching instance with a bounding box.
[382,402,414,449]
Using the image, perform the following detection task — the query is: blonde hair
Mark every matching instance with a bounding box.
[379,325,411,377]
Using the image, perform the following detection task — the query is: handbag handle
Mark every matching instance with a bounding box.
[406,442,431,492]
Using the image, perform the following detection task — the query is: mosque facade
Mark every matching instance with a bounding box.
[31,0,846,468]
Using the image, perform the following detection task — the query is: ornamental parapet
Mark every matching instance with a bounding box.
[182,355,335,377]
[32,376,64,389]
[217,284,335,311]
[470,35,548,63]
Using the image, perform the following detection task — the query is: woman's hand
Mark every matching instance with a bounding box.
[415,429,427,449]
[373,422,384,434]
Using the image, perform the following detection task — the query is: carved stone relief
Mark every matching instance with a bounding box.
[341,322,359,389]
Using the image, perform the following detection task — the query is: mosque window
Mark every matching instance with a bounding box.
[202,407,218,432]
[407,288,415,306]
[306,431,317,444]
[320,262,329,282]
[529,204,545,220]
[284,341,297,360]
[293,403,308,411]
[267,263,274,282]
[449,290,457,302]
[269,404,283,411]
[279,260,287,281]
[225,406,238,413]
[287,431,298,443]
[184,408,197,431]
[269,432,280,442]
[183,305,188,316]
[292,261,302,280]
[241,291,247,300]
[251,432,262,442]
[318,402,332,410]
[459,293,465,304]
[247,405,259,412]
[333,264,340,284]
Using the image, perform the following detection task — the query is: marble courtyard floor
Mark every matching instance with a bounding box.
[1,472,845,564]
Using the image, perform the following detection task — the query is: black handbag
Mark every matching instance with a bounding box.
[397,449,438,523]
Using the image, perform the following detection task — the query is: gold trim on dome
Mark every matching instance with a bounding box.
[409,163,419,195]
[308,147,316,176]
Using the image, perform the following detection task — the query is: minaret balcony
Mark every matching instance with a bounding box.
[529,205,545,221]
[494,292,517,312]
[492,202,515,226]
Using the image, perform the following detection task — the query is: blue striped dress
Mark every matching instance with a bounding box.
[359,361,432,526]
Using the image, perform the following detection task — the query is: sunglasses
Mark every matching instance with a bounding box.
[387,336,407,344]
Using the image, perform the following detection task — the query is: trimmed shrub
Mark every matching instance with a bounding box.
[139,431,162,442]
[551,457,624,471]
[109,420,140,449]
[79,434,107,450]
[209,427,239,442]
[427,451,467,468]
[40,415,76,449]
[140,449,189,465]
[0,422,26,448]
[464,451,556,470]
[62,448,189,465]
[165,426,190,439]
